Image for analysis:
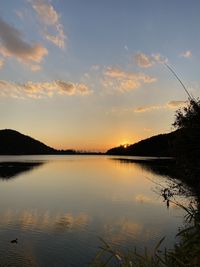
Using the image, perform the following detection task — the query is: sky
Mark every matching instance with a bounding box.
[0,0,200,151]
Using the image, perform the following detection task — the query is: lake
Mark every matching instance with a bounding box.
[0,155,188,266]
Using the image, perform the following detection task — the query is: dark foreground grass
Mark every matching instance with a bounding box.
[89,200,200,267]
[89,64,200,267]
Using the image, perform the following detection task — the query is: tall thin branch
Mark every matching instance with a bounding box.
[164,63,193,100]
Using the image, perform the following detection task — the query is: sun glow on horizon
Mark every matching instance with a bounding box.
[0,0,198,151]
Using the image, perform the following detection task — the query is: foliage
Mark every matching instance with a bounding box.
[106,132,177,157]
[89,237,167,267]
[89,206,200,267]
[92,74,200,267]
[99,101,200,266]
[168,98,200,191]
[173,99,200,130]
[89,182,200,267]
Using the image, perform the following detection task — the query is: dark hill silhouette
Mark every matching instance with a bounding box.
[106,130,180,156]
[0,129,56,155]
[0,129,97,155]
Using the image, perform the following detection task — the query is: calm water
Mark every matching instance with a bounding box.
[0,155,187,266]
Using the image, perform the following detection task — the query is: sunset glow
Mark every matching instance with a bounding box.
[0,0,199,151]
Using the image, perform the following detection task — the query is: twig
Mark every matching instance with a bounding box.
[164,63,193,100]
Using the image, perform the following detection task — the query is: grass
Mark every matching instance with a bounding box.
[89,192,200,267]
[89,62,200,267]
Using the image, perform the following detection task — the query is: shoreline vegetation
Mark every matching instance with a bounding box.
[0,128,191,156]
[90,98,200,266]
[0,98,200,266]
[0,129,104,155]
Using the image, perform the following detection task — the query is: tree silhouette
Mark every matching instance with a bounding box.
[173,99,200,130]
[172,98,200,189]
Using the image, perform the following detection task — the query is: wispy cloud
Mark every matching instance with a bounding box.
[134,100,187,113]
[180,50,192,58]
[134,105,162,113]
[135,53,154,68]
[0,16,48,69]
[0,80,91,99]
[30,0,66,49]
[166,100,187,108]
[107,100,187,117]
[135,52,168,68]
[102,67,156,92]
[91,65,100,71]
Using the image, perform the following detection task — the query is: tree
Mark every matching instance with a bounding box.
[172,98,200,188]
[173,99,200,130]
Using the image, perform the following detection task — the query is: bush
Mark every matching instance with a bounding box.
[173,99,200,130]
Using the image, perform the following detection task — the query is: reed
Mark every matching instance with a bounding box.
[164,63,193,100]
[89,187,200,267]
[89,67,200,267]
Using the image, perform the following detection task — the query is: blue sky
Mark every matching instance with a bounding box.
[0,0,199,151]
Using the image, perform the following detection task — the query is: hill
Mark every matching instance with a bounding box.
[0,129,56,155]
[106,130,179,156]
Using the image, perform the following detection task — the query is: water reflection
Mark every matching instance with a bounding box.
[0,244,39,267]
[104,219,142,245]
[0,209,90,232]
[111,157,193,209]
[135,194,155,204]
[0,155,189,266]
[0,161,45,180]
[111,157,178,178]
[0,209,91,266]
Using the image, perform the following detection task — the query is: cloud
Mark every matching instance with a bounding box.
[0,16,48,68]
[102,67,156,92]
[135,52,168,68]
[30,0,66,49]
[134,105,162,113]
[55,80,91,95]
[134,100,187,113]
[180,50,192,58]
[135,53,154,68]
[0,80,91,99]
[91,65,100,71]
[108,100,187,116]
[152,53,168,63]
[167,100,187,108]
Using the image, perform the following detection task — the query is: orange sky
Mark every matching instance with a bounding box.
[0,0,199,151]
